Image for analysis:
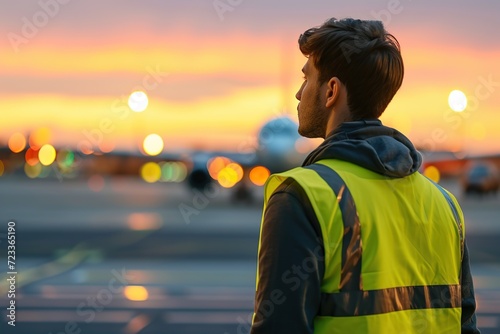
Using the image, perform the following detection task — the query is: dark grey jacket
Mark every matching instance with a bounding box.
[251,120,479,334]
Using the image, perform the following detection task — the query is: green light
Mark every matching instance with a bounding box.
[57,150,75,168]
[160,162,187,182]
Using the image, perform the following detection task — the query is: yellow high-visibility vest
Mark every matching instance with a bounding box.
[255,159,464,333]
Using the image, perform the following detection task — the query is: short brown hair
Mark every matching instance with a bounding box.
[299,18,404,119]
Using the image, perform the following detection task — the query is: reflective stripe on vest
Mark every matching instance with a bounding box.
[304,163,362,292]
[318,284,461,317]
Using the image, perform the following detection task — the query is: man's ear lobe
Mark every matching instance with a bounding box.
[325,77,341,108]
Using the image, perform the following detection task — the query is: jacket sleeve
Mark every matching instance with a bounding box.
[461,241,481,334]
[251,179,325,334]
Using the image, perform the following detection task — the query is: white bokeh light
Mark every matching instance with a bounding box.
[448,90,467,112]
[143,134,164,156]
[128,91,149,112]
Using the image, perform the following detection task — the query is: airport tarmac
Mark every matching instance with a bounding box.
[0,176,499,333]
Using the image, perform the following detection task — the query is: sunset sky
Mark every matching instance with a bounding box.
[1,0,499,155]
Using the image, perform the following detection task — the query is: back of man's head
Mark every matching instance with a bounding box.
[299,18,404,120]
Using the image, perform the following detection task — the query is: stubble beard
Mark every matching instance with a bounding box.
[298,91,327,139]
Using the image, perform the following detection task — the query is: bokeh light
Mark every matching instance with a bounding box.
[29,127,52,149]
[57,150,75,168]
[79,144,94,155]
[8,132,26,153]
[124,286,149,301]
[0,160,4,177]
[99,141,116,153]
[160,162,188,182]
[143,134,164,156]
[424,165,441,183]
[448,90,467,112]
[25,148,40,166]
[218,162,244,188]
[141,162,161,183]
[249,166,270,186]
[38,144,56,166]
[24,162,42,178]
[207,156,232,180]
[127,213,163,231]
[128,91,149,112]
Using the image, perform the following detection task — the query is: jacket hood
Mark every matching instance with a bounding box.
[302,119,422,178]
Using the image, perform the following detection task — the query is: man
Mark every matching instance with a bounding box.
[251,18,479,333]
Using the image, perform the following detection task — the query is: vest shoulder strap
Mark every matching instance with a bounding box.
[303,163,363,292]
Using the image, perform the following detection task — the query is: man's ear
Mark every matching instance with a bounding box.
[325,77,341,108]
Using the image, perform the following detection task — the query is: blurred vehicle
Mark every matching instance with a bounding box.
[461,161,499,195]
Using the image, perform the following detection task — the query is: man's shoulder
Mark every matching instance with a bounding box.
[266,173,323,242]
[272,177,307,200]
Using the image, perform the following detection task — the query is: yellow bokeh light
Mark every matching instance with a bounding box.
[424,165,441,183]
[448,90,467,112]
[38,144,56,166]
[24,162,42,178]
[141,162,161,183]
[124,286,149,301]
[249,166,270,186]
[0,160,4,177]
[128,91,149,112]
[143,134,164,156]
[218,167,238,188]
[217,163,243,188]
[227,163,243,180]
[29,127,52,149]
[8,132,26,153]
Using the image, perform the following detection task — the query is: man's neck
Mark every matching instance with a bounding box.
[324,106,351,138]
